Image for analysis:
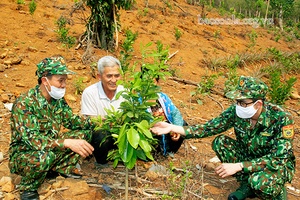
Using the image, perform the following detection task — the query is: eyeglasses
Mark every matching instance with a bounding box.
[236,100,255,108]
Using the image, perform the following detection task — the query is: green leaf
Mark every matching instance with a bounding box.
[127,127,140,148]
[126,112,134,118]
[125,151,137,169]
[136,149,147,161]
[135,120,153,139]
[118,124,127,155]
[113,159,119,168]
[121,140,133,162]
[145,150,154,161]
[139,137,152,152]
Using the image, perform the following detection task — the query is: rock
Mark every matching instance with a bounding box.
[61,179,90,198]
[0,176,11,187]
[290,90,300,100]
[11,57,22,65]
[0,152,3,162]
[4,193,16,200]
[0,64,6,72]
[0,51,7,59]
[28,46,38,52]
[38,182,51,195]
[0,93,9,103]
[82,76,91,83]
[16,83,25,87]
[145,170,159,181]
[2,179,14,192]
[65,94,76,102]
[67,74,73,80]
[3,60,12,65]
[52,180,63,189]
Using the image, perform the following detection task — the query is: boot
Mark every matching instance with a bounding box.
[228,183,256,200]
[20,190,39,200]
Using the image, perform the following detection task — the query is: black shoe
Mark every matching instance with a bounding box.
[46,170,59,179]
[59,173,82,179]
[228,183,256,200]
[20,190,39,200]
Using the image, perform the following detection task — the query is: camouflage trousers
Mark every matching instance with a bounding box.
[9,130,92,191]
[212,134,288,199]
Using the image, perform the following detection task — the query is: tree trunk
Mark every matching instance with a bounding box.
[264,0,270,27]
[278,5,284,31]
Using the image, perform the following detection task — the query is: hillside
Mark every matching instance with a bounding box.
[0,0,300,199]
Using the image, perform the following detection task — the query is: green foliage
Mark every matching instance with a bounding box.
[73,77,85,95]
[137,8,149,17]
[191,74,219,104]
[85,0,135,50]
[224,64,239,95]
[16,0,25,4]
[174,27,182,41]
[93,41,171,169]
[29,0,37,15]
[55,16,76,49]
[214,29,221,40]
[267,47,300,73]
[248,30,258,47]
[162,161,193,199]
[268,71,297,105]
[120,29,138,73]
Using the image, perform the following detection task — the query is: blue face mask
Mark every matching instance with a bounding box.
[45,78,66,99]
[235,101,258,119]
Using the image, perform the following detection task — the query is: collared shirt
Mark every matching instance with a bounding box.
[81,82,125,117]
[184,101,295,181]
[9,85,94,155]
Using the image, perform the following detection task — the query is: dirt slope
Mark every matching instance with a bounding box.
[0,0,300,199]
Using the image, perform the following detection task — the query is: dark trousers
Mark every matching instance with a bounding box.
[91,130,116,164]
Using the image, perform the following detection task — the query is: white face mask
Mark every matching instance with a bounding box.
[235,101,258,119]
[45,78,66,100]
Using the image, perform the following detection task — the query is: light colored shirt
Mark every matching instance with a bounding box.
[81,82,125,117]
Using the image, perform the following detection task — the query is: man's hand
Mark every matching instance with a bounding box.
[63,139,94,158]
[215,163,243,178]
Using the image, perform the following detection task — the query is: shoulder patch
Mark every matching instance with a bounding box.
[282,125,294,139]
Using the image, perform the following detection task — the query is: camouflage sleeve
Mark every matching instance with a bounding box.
[242,115,295,174]
[10,100,65,151]
[59,99,95,130]
[184,105,236,139]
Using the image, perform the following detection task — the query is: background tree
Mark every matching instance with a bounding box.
[270,0,295,31]
[84,0,134,50]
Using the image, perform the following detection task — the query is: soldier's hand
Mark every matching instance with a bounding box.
[63,139,94,158]
[215,163,243,178]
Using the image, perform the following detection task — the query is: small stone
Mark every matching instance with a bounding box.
[65,94,76,102]
[16,83,25,87]
[28,46,38,52]
[145,170,159,181]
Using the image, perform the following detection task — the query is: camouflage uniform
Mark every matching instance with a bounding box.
[9,56,95,192]
[184,76,295,199]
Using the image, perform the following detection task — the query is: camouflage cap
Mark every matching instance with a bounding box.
[36,56,75,78]
[225,76,268,100]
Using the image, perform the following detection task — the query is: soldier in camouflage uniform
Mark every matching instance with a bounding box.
[9,56,96,200]
[151,76,295,200]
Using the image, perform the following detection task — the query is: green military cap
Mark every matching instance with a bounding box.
[225,76,268,100]
[36,56,75,78]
